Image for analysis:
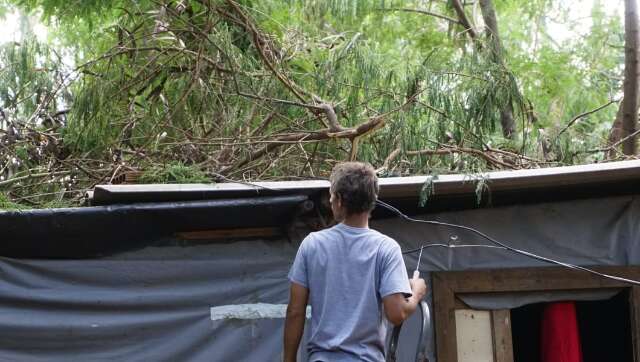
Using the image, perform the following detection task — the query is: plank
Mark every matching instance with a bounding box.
[492,309,514,362]
[433,273,459,362]
[436,266,640,293]
[176,227,281,240]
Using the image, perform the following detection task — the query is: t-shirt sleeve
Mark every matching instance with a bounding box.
[288,236,311,288]
[379,241,412,298]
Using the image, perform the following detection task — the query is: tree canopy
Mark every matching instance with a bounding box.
[0,0,632,208]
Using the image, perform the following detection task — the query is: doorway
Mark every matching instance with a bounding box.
[511,291,633,362]
[431,266,640,362]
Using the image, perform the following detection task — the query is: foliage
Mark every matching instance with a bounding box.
[139,162,211,184]
[0,0,631,208]
[418,175,436,208]
[0,192,22,209]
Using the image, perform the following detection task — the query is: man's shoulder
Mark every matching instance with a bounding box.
[372,231,402,255]
[305,227,331,240]
[365,228,397,243]
[301,227,334,246]
[305,225,398,246]
[307,223,343,238]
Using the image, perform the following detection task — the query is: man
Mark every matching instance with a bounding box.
[284,162,427,362]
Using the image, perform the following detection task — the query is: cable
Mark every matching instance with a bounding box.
[375,199,640,286]
[402,244,507,254]
[218,176,640,286]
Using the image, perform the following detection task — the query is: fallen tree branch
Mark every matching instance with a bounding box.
[485,146,546,163]
[223,1,348,133]
[238,92,323,110]
[377,8,462,25]
[223,0,309,103]
[0,170,70,188]
[557,99,618,136]
[451,0,477,39]
[580,127,640,154]
[376,147,402,174]
[221,97,415,173]
[78,46,234,74]
[314,100,345,132]
[406,145,518,169]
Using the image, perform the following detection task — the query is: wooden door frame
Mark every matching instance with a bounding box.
[432,266,640,362]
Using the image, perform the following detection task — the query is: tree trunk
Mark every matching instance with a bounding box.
[479,0,502,59]
[499,107,515,139]
[479,0,515,139]
[622,0,640,155]
[607,100,624,159]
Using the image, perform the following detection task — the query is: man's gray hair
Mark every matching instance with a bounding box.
[330,162,379,215]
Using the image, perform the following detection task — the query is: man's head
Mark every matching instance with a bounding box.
[329,162,379,221]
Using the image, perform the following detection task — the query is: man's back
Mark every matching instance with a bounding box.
[288,223,411,362]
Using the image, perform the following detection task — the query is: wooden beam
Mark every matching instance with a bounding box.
[432,273,459,362]
[492,309,514,362]
[436,266,640,293]
[176,227,281,240]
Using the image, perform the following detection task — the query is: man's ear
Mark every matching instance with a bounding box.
[334,193,342,208]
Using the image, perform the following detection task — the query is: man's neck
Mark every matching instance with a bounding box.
[342,213,369,229]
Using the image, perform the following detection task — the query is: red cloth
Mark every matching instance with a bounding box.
[540,301,583,362]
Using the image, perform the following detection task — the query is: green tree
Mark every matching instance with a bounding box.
[0,0,630,208]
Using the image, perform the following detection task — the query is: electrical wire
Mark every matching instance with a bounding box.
[375,199,640,286]
[208,177,640,286]
[402,244,507,254]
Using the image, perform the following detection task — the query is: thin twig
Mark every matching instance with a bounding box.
[377,8,462,25]
[406,146,518,169]
[0,171,70,188]
[580,128,640,154]
[238,92,323,110]
[557,99,618,136]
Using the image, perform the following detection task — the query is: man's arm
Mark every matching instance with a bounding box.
[284,282,309,362]
[382,277,427,326]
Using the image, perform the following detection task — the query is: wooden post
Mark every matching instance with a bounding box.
[629,286,640,362]
[491,309,514,362]
[432,273,458,362]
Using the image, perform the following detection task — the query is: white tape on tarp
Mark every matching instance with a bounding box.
[210,303,312,321]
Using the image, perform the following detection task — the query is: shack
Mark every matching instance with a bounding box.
[2,160,640,362]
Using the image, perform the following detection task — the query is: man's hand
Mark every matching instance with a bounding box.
[383,277,428,326]
[409,277,427,300]
[283,282,309,362]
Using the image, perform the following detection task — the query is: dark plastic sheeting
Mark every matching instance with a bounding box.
[0,240,296,361]
[0,195,639,361]
[0,195,308,258]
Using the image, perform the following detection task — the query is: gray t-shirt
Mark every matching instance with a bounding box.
[288,223,412,362]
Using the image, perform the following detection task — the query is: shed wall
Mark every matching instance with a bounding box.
[1,195,639,361]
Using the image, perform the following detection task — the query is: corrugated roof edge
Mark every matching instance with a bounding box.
[92,160,640,206]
